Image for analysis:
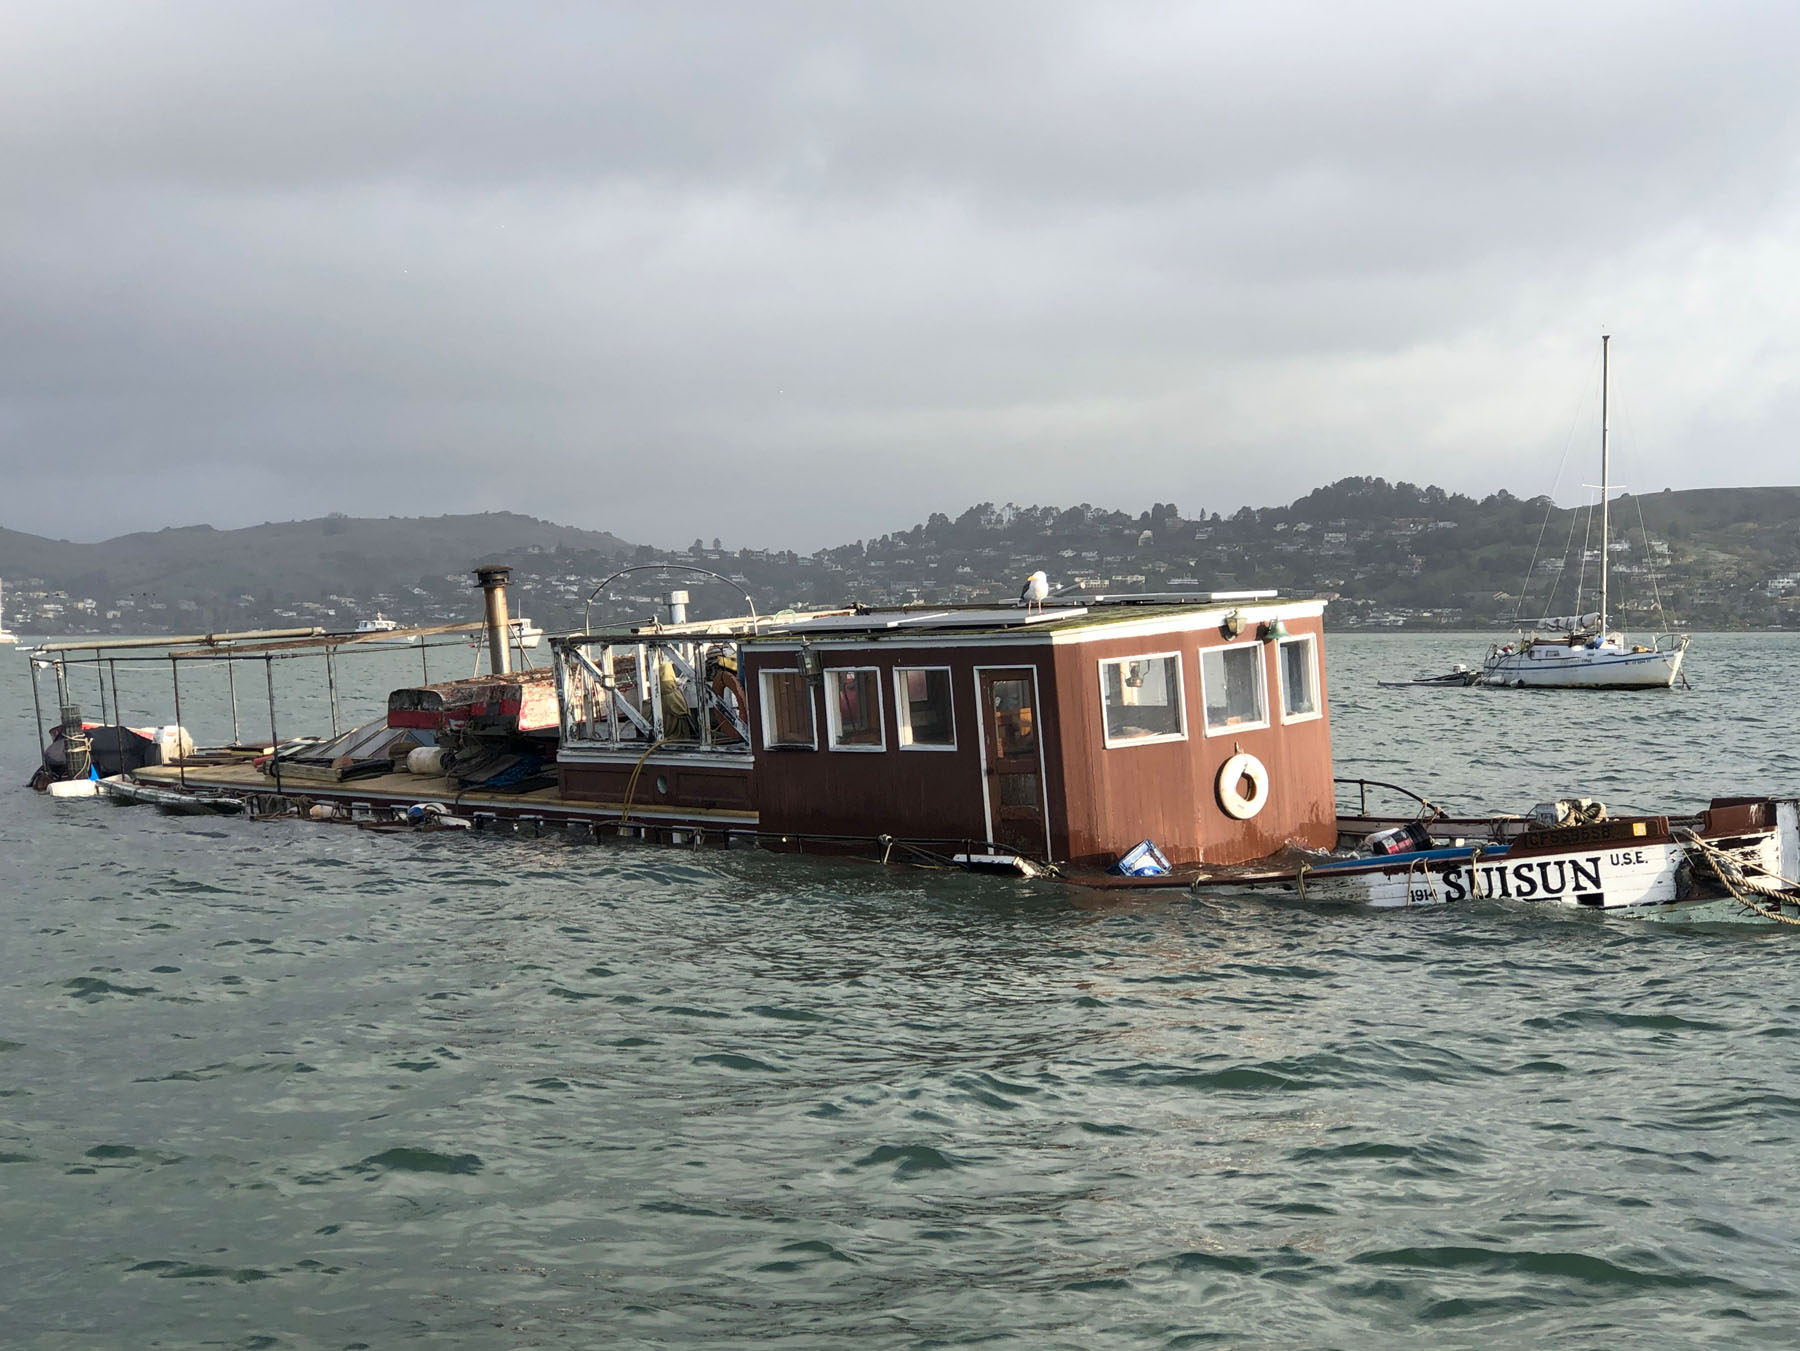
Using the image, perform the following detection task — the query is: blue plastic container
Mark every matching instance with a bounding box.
[1109,839,1171,876]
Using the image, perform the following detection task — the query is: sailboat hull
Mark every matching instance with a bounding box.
[1482,643,1685,689]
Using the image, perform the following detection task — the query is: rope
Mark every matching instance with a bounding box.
[1675,827,1800,925]
[1403,852,1440,907]
[1572,495,1596,622]
[617,737,672,829]
[1512,353,1596,624]
[1633,493,1674,636]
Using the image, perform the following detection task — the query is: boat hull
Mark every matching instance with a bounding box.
[1217,810,1794,922]
[1481,644,1685,689]
[1280,839,1688,910]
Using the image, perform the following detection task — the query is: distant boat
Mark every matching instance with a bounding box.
[1481,336,1689,690]
[0,577,17,646]
[353,613,415,644]
[468,617,542,652]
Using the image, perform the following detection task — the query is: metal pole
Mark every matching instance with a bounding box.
[325,646,340,736]
[1599,333,1610,637]
[266,656,282,792]
[227,654,240,744]
[421,637,430,685]
[170,656,187,789]
[96,650,108,726]
[110,659,125,773]
[29,656,46,766]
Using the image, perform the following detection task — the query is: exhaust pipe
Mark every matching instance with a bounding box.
[474,565,512,675]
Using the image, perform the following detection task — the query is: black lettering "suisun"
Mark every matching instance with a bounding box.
[1443,855,1605,904]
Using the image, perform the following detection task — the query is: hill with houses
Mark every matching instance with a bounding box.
[4,481,1799,634]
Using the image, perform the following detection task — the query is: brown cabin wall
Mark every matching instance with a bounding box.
[559,759,754,813]
[746,643,1028,845]
[741,607,1335,865]
[1049,613,1336,866]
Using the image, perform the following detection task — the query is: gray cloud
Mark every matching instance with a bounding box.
[3,1,1797,548]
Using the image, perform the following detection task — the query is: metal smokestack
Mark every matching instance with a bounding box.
[666,589,689,625]
[475,564,513,675]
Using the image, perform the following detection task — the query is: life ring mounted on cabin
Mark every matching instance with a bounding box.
[1217,751,1270,820]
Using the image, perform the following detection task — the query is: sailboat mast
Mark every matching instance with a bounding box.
[1599,333,1610,637]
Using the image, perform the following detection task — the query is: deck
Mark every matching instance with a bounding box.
[132,761,759,842]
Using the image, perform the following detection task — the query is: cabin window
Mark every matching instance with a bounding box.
[759,670,816,749]
[1200,643,1269,734]
[825,668,885,750]
[895,667,956,749]
[1099,653,1186,747]
[1278,635,1320,721]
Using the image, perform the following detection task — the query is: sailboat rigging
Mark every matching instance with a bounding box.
[1480,335,1690,690]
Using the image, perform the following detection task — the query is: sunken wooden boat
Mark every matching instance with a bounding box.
[24,567,1800,923]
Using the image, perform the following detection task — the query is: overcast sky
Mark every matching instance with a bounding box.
[4,1,1797,549]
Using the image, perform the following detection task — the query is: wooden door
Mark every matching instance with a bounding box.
[979,667,1049,859]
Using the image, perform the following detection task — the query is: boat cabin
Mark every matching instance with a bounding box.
[552,595,1336,866]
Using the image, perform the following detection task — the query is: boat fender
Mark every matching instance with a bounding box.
[1217,752,1270,820]
[406,746,449,776]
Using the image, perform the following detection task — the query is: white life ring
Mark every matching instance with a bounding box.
[1217,752,1270,820]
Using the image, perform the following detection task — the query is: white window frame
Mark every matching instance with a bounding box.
[894,666,957,751]
[1198,641,1271,736]
[824,666,887,752]
[1097,651,1188,749]
[758,668,817,751]
[1277,633,1322,724]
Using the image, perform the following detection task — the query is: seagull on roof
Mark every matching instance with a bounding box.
[1020,570,1050,613]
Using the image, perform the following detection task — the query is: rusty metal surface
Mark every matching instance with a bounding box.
[386,667,561,733]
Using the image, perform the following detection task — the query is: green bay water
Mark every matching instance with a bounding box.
[3,634,1799,1348]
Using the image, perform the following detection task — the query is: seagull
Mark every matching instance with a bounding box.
[1020,570,1050,613]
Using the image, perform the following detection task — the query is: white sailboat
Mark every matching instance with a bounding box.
[1482,336,1689,690]
[0,578,18,646]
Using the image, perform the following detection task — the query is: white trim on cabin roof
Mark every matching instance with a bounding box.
[740,600,1328,654]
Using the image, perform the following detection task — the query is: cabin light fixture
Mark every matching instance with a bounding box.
[1222,609,1243,639]
[799,645,824,686]
[1261,617,1291,644]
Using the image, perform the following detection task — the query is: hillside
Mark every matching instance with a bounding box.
[0,512,632,631]
[5,483,1799,633]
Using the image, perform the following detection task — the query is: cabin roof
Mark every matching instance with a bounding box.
[554,593,1329,649]
[737,595,1328,648]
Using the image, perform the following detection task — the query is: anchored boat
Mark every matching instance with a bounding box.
[1481,336,1690,690]
[0,577,17,646]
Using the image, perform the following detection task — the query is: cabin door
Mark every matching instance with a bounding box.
[978,667,1050,859]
